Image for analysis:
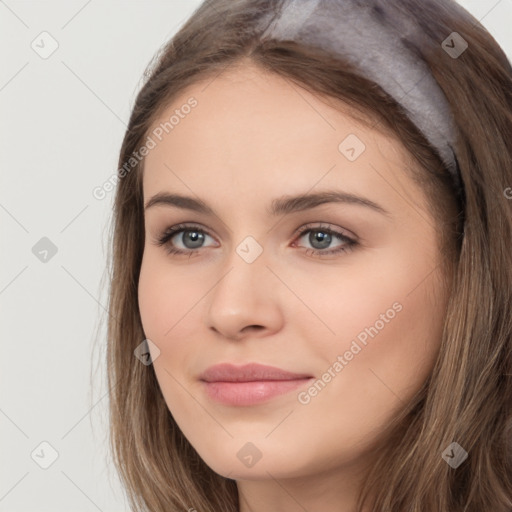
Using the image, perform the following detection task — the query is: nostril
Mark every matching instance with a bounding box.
[242,325,264,333]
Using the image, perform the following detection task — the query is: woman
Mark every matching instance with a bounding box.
[106,0,512,510]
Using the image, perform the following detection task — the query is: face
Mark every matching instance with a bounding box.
[138,62,450,482]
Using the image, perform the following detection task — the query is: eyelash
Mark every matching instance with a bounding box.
[154,222,357,258]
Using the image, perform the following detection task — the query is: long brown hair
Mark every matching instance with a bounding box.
[105,1,512,510]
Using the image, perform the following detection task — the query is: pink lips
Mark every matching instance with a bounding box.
[199,363,313,406]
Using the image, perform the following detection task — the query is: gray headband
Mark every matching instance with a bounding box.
[257,0,461,189]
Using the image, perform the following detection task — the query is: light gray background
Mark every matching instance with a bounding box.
[1,1,511,510]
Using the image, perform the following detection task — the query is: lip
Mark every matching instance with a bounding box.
[199,363,314,406]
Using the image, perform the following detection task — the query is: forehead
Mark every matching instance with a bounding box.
[142,63,418,211]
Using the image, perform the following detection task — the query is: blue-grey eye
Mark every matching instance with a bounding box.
[179,230,205,249]
[308,230,332,250]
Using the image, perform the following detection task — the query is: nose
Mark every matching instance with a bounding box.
[206,245,284,342]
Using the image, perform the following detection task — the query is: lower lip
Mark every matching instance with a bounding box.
[202,378,313,406]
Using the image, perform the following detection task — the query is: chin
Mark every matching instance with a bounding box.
[190,436,321,481]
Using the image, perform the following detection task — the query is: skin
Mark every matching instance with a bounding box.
[138,61,451,512]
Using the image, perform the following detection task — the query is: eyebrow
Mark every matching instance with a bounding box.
[144,190,390,217]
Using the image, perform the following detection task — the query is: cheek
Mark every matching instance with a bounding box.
[289,244,446,404]
[297,251,446,425]
[280,247,445,363]
[137,253,207,425]
[137,251,204,341]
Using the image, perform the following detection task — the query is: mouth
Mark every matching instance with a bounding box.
[199,363,314,406]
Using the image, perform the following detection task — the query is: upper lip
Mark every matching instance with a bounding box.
[199,363,313,382]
